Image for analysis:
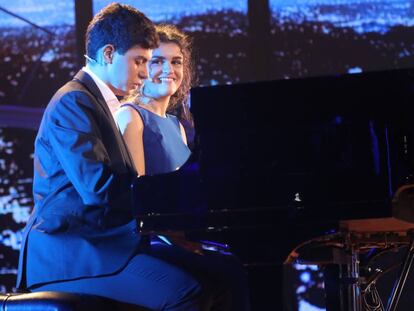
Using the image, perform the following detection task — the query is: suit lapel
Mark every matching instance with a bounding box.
[72,70,137,175]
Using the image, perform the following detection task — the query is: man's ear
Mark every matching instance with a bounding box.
[103,44,115,64]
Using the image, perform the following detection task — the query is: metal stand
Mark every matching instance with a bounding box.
[386,231,414,311]
[323,237,363,311]
[314,229,414,311]
[348,246,362,311]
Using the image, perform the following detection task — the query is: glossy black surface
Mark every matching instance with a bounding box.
[133,68,414,310]
[192,68,414,218]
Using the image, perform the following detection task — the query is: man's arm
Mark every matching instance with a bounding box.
[46,90,128,207]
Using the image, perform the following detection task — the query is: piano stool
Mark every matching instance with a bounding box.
[0,291,151,311]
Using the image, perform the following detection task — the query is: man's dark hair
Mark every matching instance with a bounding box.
[86,3,159,60]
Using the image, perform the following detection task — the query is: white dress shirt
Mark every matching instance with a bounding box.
[82,66,120,121]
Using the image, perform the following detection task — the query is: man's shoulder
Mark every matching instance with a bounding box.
[48,70,96,102]
[47,78,95,110]
[54,76,90,98]
[40,70,104,126]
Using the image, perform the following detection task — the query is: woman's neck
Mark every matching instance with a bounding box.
[141,96,170,117]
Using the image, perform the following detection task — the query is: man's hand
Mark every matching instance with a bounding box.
[151,231,204,255]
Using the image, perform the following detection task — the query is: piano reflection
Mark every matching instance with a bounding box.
[132,67,414,311]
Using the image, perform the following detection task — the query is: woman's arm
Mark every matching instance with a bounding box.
[179,122,188,146]
[115,106,146,176]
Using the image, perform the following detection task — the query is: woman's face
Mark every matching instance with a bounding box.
[144,42,184,99]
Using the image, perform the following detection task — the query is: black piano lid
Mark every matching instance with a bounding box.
[190,67,414,221]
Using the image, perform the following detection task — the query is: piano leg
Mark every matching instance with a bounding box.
[324,264,342,310]
[386,231,414,311]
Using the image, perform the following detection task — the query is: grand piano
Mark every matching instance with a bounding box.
[134,67,414,310]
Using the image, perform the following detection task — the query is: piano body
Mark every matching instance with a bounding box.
[134,67,414,310]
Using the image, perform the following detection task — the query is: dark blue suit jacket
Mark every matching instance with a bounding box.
[17,70,140,289]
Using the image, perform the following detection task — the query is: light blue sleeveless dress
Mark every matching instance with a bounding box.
[123,104,191,176]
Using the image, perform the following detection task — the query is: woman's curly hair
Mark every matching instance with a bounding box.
[133,24,195,123]
[156,24,194,121]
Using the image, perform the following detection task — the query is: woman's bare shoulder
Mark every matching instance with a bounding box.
[115,104,143,131]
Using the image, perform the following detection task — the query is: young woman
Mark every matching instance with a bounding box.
[116,24,193,176]
[116,24,251,311]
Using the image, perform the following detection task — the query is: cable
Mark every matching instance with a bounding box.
[363,282,385,311]
[284,232,344,264]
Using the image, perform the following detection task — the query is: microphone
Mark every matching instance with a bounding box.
[84,54,97,64]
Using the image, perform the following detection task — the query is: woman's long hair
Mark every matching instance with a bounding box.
[156,24,195,124]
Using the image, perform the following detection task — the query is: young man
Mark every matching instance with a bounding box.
[16,4,209,310]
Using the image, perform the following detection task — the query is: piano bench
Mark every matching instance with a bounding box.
[0,291,151,311]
